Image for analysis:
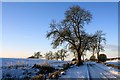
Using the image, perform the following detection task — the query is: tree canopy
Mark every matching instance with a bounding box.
[46,5,106,65]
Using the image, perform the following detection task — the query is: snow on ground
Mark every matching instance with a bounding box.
[60,62,120,79]
[89,62,120,78]
[1,58,67,79]
[105,59,120,73]
[106,59,120,63]
[1,58,120,79]
[1,58,67,67]
[106,59,120,66]
[95,62,119,73]
[60,63,88,78]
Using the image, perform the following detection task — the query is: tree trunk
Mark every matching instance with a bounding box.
[93,49,95,56]
[97,51,100,62]
[77,50,83,66]
[61,57,62,61]
[83,55,84,61]
[63,57,64,61]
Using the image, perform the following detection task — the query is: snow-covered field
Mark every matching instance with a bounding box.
[106,59,120,66]
[105,59,120,73]
[1,58,67,67]
[1,58,120,79]
[1,58,67,79]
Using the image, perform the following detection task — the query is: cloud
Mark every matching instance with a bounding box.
[104,44,118,51]
[103,44,119,58]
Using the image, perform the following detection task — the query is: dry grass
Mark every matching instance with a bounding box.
[104,63,120,69]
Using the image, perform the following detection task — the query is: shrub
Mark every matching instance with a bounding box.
[38,69,46,74]
[32,62,55,74]
[72,60,78,64]
[32,64,41,69]
[52,71,59,79]
[48,70,61,79]
[40,65,55,73]
[69,62,74,66]
[99,54,107,62]
[76,61,83,66]
[114,65,120,69]
[6,73,11,77]
[3,78,13,80]
[90,55,96,61]
[106,64,114,67]
[32,74,45,80]
[105,63,120,69]
[63,63,70,70]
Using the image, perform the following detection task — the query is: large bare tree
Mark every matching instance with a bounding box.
[46,6,92,65]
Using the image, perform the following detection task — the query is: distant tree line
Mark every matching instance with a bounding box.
[107,57,120,61]
[28,49,69,61]
[28,52,43,59]
[44,49,69,61]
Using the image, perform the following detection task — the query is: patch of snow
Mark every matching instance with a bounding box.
[60,62,120,79]
[60,63,89,78]
[92,62,120,77]
[1,58,67,79]
[1,58,120,79]
[106,59,120,62]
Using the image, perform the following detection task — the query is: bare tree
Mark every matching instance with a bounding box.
[49,51,54,60]
[90,35,98,57]
[94,30,106,62]
[47,6,92,65]
[34,52,42,59]
[82,51,87,61]
[54,52,60,60]
[44,51,54,60]
[57,49,68,61]
[44,52,50,60]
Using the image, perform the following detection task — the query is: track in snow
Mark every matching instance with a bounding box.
[60,62,120,80]
[88,63,120,79]
[87,63,120,80]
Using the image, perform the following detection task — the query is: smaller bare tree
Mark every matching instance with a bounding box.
[57,49,68,61]
[54,52,60,60]
[34,52,42,59]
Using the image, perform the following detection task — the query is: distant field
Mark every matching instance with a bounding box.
[107,62,120,66]
[106,60,120,66]
[1,58,67,67]
[0,58,120,79]
[106,60,120,72]
[1,58,67,79]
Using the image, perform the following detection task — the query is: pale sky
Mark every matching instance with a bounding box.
[1,2,118,59]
